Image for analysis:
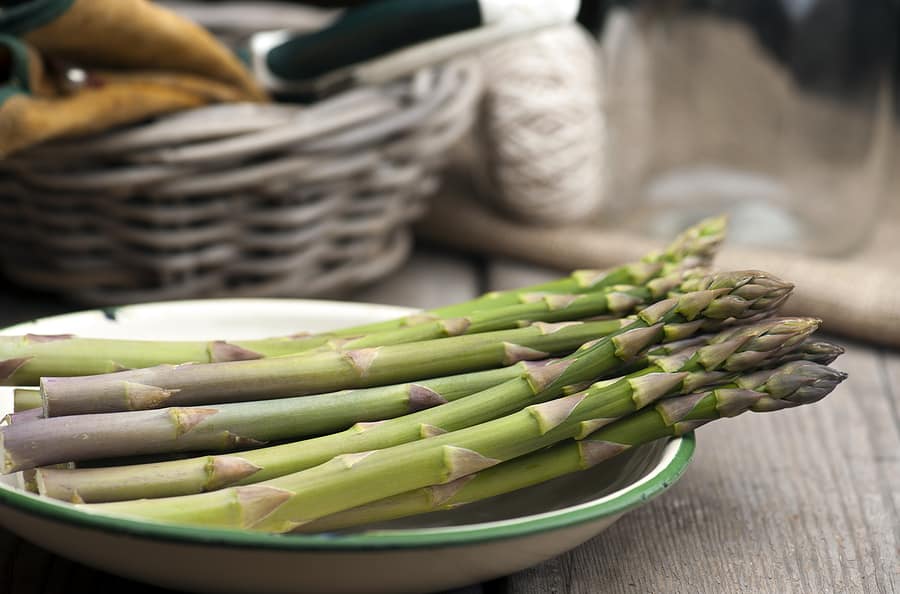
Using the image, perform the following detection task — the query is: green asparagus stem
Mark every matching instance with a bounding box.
[299,360,846,532]
[1,218,725,387]
[39,267,785,418]
[86,317,818,532]
[2,363,531,471]
[19,315,816,476]
[35,272,791,502]
[69,272,789,518]
[13,388,42,411]
[39,319,630,417]
[0,334,317,387]
[324,216,727,339]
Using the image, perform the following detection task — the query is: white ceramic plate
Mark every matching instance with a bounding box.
[0,299,694,594]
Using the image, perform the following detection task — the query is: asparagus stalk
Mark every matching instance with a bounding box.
[322,215,727,339]
[39,319,631,417]
[0,334,317,387]
[0,218,725,387]
[13,389,42,411]
[299,360,846,532]
[13,315,819,473]
[0,289,644,389]
[40,267,785,418]
[35,315,812,502]
[61,272,790,508]
[1,362,533,470]
[86,314,816,531]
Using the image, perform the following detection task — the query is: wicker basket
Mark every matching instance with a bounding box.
[0,59,481,304]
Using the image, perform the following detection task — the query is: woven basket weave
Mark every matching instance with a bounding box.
[0,59,481,304]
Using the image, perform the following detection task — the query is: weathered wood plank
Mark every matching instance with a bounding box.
[500,341,900,594]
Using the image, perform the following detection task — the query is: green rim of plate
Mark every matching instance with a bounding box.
[0,435,694,550]
[0,300,695,551]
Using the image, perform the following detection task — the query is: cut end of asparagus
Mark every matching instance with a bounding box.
[209,341,264,363]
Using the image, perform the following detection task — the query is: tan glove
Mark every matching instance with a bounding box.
[0,0,266,157]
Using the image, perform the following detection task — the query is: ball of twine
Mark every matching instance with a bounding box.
[474,23,606,224]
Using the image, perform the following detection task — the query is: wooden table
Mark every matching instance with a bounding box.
[1,248,897,594]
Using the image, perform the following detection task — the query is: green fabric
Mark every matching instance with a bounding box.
[267,0,482,81]
[0,0,74,36]
[0,35,31,107]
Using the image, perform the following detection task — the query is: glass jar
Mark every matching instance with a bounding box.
[596,0,897,256]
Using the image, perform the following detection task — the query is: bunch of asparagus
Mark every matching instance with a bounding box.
[0,218,847,533]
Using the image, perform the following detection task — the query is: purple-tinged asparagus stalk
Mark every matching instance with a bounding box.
[34,271,793,502]
[298,360,846,532]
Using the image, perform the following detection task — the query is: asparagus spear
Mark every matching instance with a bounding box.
[0,218,724,387]
[1,362,534,470]
[10,315,818,472]
[322,215,728,338]
[34,315,810,502]
[299,360,846,532]
[86,314,815,531]
[0,334,316,387]
[63,272,790,509]
[38,319,632,417]
[13,389,42,411]
[40,266,784,418]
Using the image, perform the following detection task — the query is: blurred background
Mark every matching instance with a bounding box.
[0,0,897,335]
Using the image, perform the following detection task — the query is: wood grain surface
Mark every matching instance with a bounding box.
[1,249,897,593]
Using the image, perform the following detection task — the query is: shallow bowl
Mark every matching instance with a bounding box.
[0,299,694,594]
